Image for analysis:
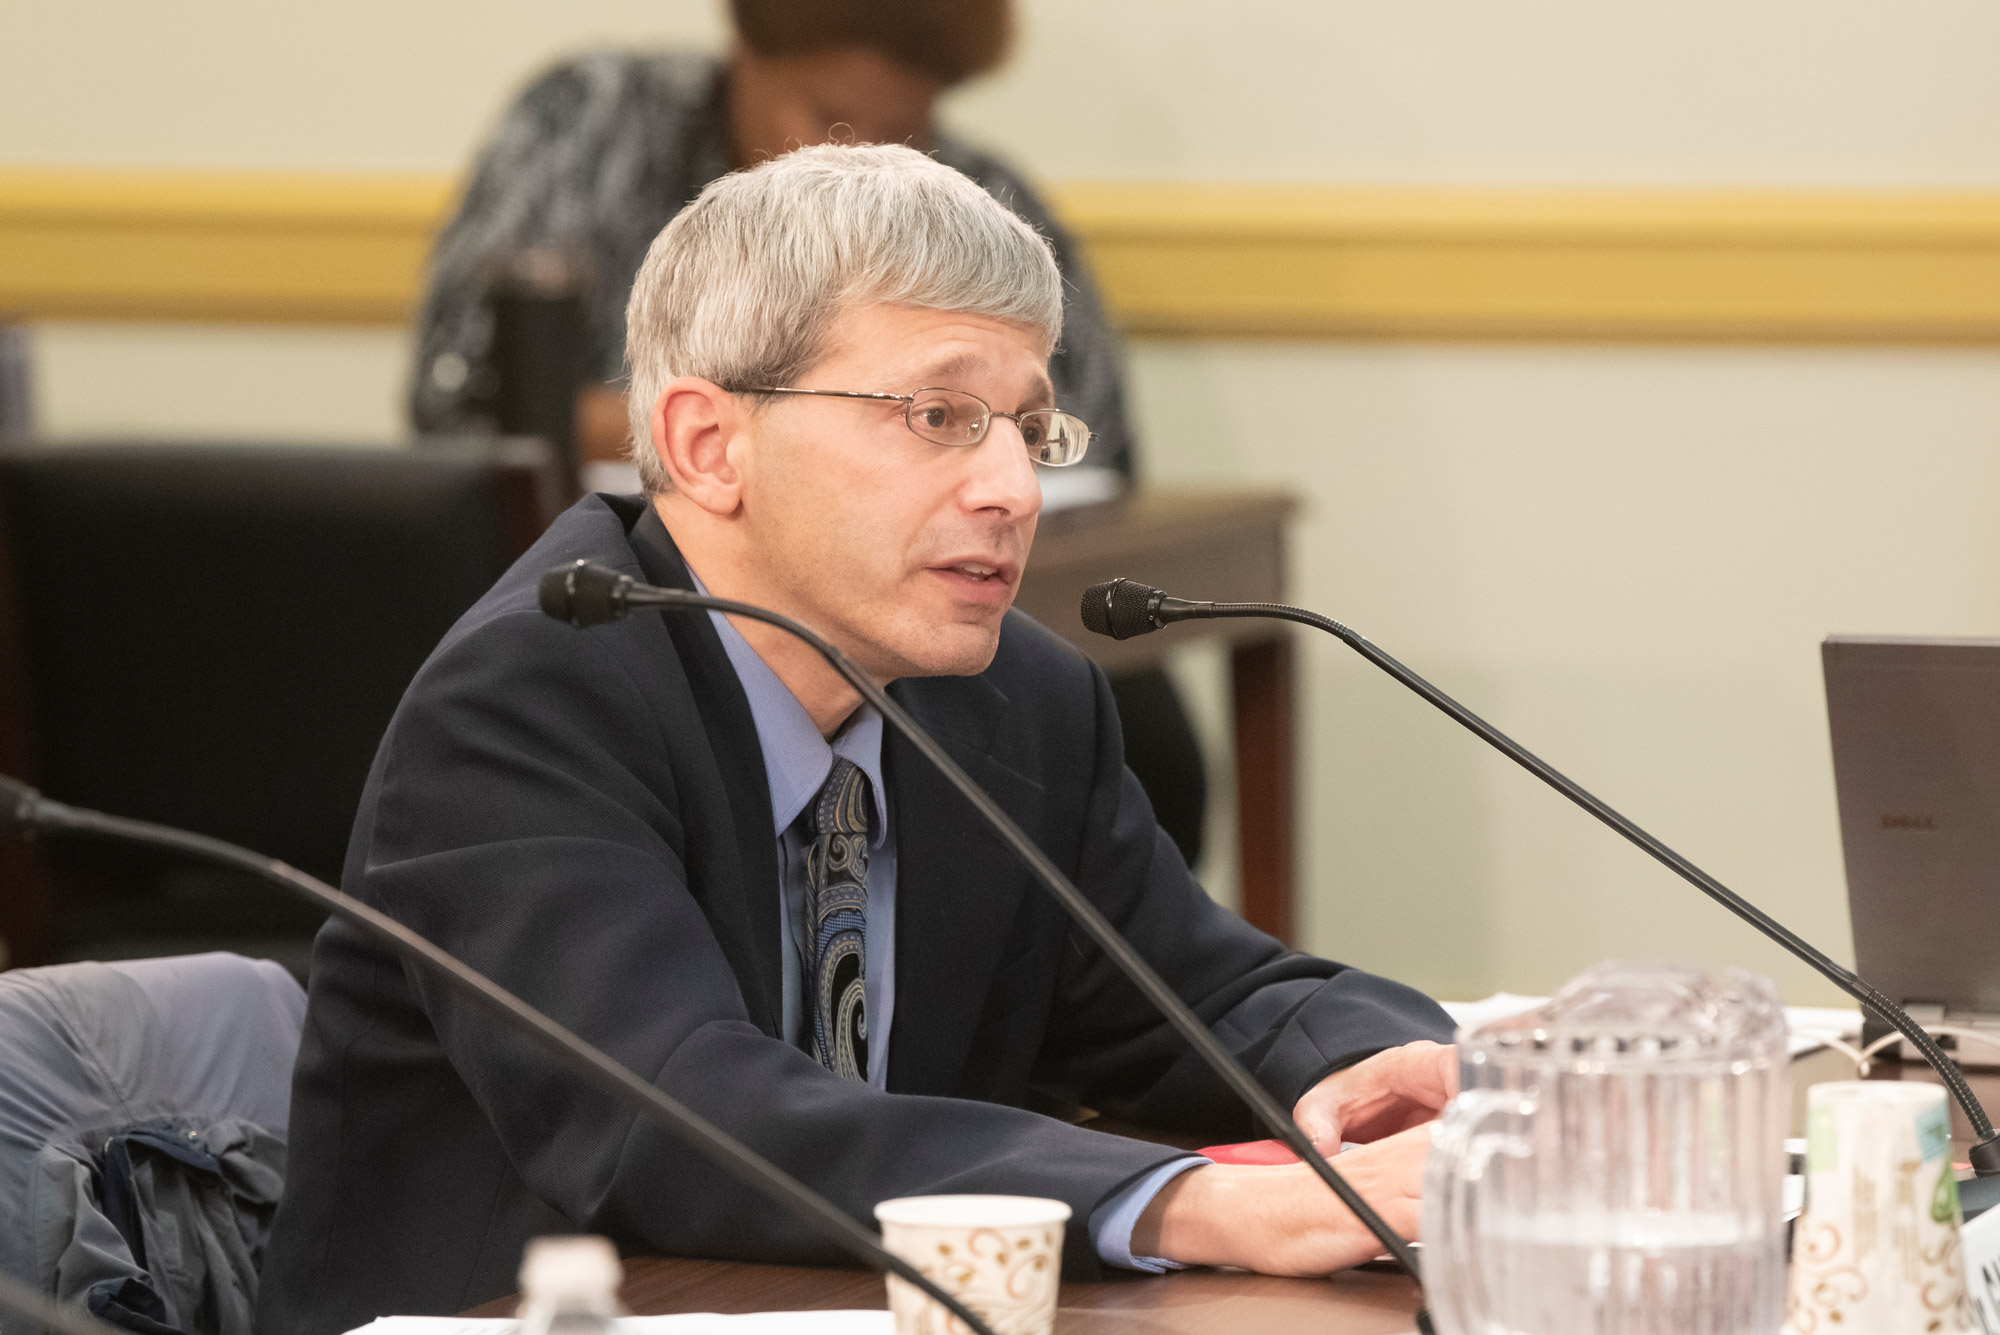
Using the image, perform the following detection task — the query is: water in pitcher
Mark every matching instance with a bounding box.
[1424,962,1791,1335]
[1474,1210,1785,1335]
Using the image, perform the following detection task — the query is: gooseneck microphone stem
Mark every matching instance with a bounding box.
[540,562,1429,1295]
[0,779,1002,1335]
[1083,580,2000,1182]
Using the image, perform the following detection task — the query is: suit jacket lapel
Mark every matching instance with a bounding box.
[885,674,1045,1096]
[627,505,785,1037]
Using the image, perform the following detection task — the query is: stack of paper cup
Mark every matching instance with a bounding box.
[1784,1081,1973,1334]
[874,1195,1070,1335]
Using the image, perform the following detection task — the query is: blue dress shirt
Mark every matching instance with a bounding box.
[689,567,1204,1271]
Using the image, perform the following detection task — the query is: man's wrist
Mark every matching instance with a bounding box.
[1131,1163,1233,1267]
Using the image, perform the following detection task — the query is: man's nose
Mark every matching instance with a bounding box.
[961,419,1043,519]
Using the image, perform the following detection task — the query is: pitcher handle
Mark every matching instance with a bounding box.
[1422,1088,1537,1335]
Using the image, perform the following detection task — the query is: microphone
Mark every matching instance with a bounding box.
[1079,578,1214,641]
[539,560,1436,1320]
[540,556,632,628]
[1079,577,2000,1211]
[0,774,1001,1335]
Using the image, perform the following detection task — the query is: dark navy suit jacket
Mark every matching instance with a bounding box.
[255,495,1453,1335]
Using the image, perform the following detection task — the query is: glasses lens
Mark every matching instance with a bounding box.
[906,389,988,446]
[1020,411,1091,466]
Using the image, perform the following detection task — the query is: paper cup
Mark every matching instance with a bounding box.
[874,1194,1070,1335]
[1783,1081,1973,1334]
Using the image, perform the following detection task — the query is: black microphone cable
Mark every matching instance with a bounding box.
[1080,575,2000,1209]
[539,560,1434,1324]
[0,775,1004,1335]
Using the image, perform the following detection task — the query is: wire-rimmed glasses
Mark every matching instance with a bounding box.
[741,386,1092,467]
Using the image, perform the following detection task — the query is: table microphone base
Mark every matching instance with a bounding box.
[1961,1173,2000,1220]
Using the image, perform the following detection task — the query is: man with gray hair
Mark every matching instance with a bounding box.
[257,144,1455,1335]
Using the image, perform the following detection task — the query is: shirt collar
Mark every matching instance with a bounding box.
[686,564,888,845]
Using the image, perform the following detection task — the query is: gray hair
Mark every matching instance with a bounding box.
[623,142,1065,492]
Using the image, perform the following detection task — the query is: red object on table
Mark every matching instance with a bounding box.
[1199,1139,1301,1165]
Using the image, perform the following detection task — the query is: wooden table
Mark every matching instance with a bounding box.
[466,1254,1423,1334]
[474,1054,1998,1332]
[461,1114,1423,1332]
[1013,487,1301,942]
[460,1054,2000,1334]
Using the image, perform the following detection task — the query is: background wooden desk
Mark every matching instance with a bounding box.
[466,1254,1423,1334]
[1014,487,1301,943]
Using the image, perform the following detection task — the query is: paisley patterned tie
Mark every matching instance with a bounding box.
[804,758,870,1080]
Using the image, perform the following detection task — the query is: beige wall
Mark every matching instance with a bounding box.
[8,1,2000,182]
[34,323,411,442]
[11,0,2000,1002]
[1131,343,2000,1001]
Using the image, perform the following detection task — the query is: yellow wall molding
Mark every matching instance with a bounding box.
[7,167,2000,341]
[1057,183,2000,341]
[0,168,452,325]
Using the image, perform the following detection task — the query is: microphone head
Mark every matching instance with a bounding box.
[1080,577,1165,641]
[539,560,631,628]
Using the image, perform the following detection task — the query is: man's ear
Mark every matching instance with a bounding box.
[650,377,749,516]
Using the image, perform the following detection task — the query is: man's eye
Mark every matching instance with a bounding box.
[1019,419,1046,448]
[918,406,950,430]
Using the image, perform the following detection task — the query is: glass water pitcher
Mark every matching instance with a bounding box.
[1423,961,1791,1335]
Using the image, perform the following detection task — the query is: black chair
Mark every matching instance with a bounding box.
[0,438,566,977]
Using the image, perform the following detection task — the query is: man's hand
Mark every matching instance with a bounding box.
[1125,1041,1456,1275]
[1132,1124,1435,1275]
[1293,1040,1457,1157]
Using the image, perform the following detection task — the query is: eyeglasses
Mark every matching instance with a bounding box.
[740,386,1092,467]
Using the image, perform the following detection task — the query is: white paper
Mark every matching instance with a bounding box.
[1035,465,1122,514]
[1437,993,1547,1033]
[1440,994,1863,1059]
[1782,1005,1865,1057]
[345,1313,894,1335]
[579,461,644,495]
[1963,1204,2000,1335]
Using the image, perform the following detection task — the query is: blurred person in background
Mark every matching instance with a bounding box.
[409,0,1212,870]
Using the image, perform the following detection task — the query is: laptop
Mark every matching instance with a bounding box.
[1824,636,2000,1058]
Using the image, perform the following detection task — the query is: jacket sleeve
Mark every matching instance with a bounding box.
[351,607,1188,1281]
[1032,658,1457,1139]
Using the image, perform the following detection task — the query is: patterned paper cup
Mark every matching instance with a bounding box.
[1784,1081,1973,1335]
[874,1194,1071,1335]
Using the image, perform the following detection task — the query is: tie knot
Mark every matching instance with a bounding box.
[809,757,871,840]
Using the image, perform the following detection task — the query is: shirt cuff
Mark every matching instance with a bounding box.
[1088,1155,1211,1273]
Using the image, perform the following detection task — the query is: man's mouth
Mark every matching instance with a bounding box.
[928,557,1021,601]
